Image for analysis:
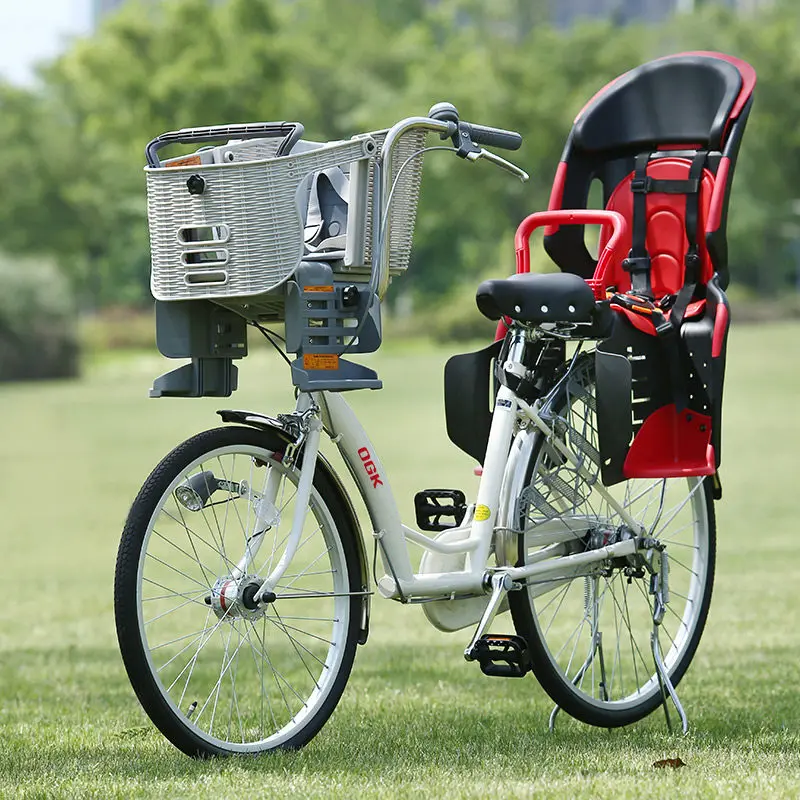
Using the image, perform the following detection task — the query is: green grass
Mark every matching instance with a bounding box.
[3,323,800,798]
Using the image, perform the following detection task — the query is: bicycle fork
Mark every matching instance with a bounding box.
[213,394,325,603]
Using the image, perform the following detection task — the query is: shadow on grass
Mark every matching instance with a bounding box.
[4,642,800,783]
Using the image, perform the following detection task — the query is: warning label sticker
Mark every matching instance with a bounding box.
[474,504,491,521]
[303,354,339,371]
[303,285,334,293]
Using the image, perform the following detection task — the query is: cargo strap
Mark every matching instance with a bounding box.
[621,153,654,298]
[622,150,706,303]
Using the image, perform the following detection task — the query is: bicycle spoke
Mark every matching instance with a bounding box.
[150,528,219,582]
[162,507,237,573]
[271,607,324,687]
[145,551,210,592]
[242,618,278,736]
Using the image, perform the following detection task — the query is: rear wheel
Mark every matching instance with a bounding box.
[114,426,363,757]
[508,355,716,728]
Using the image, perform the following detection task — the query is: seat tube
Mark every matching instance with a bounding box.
[468,328,526,572]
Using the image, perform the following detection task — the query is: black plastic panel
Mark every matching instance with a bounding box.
[155,300,247,359]
[595,345,633,487]
[595,314,673,485]
[444,341,502,464]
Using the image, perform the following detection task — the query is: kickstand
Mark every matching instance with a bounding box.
[552,551,688,735]
[651,626,688,735]
[548,702,561,733]
[550,627,688,735]
[548,629,607,734]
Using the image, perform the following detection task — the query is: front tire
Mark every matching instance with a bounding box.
[114,426,363,757]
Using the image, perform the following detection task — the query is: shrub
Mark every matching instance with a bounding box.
[0,255,79,381]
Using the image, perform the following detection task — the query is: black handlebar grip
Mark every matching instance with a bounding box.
[463,123,522,152]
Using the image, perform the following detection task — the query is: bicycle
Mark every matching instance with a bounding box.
[114,51,754,758]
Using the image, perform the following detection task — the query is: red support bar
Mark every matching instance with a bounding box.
[544,162,568,236]
[712,301,729,358]
[706,156,730,233]
[514,210,628,295]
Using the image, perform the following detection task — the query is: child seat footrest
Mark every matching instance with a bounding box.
[290,358,382,392]
[150,358,238,398]
[595,277,729,484]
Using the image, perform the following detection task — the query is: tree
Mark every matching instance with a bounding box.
[0,0,797,309]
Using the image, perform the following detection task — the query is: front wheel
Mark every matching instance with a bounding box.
[508,355,716,728]
[114,426,363,757]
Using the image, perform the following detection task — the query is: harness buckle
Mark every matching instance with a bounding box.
[653,312,675,338]
[630,176,652,194]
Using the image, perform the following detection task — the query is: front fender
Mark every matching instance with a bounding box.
[496,426,537,566]
[217,409,371,644]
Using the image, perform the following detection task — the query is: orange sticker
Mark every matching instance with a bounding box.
[304,354,339,371]
[303,285,334,293]
[165,154,202,168]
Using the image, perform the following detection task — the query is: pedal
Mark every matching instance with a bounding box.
[469,634,531,678]
[414,489,467,532]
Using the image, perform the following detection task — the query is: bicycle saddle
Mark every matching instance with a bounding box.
[476,272,595,323]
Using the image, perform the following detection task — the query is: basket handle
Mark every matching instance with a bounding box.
[145,122,305,167]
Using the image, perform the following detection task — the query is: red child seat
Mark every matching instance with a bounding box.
[540,51,755,485]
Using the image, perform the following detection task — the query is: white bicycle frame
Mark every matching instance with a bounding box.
[253,329,644,605]
[243,114,645,608]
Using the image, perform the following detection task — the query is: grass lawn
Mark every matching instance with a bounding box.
[2,322,800,798]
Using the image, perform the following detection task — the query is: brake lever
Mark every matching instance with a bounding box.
[466,148,529,182]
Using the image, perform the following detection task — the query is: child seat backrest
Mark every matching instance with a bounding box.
[543,51,756,298]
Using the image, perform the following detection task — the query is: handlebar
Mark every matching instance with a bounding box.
[427,101,522,152]
[375,104,525,298]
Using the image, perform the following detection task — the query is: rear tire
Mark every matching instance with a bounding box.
[508,355,716,728]
[114,426,363,757]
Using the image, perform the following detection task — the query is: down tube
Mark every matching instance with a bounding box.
[314,391,415,582]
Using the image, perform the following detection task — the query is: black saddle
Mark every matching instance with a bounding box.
[475,272,596,324]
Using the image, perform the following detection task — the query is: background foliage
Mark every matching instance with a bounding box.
[0,0,798,316]
[0,255,79,380]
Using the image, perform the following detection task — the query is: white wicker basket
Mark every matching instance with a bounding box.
[146,127,428,319]
[147,137,375,304]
